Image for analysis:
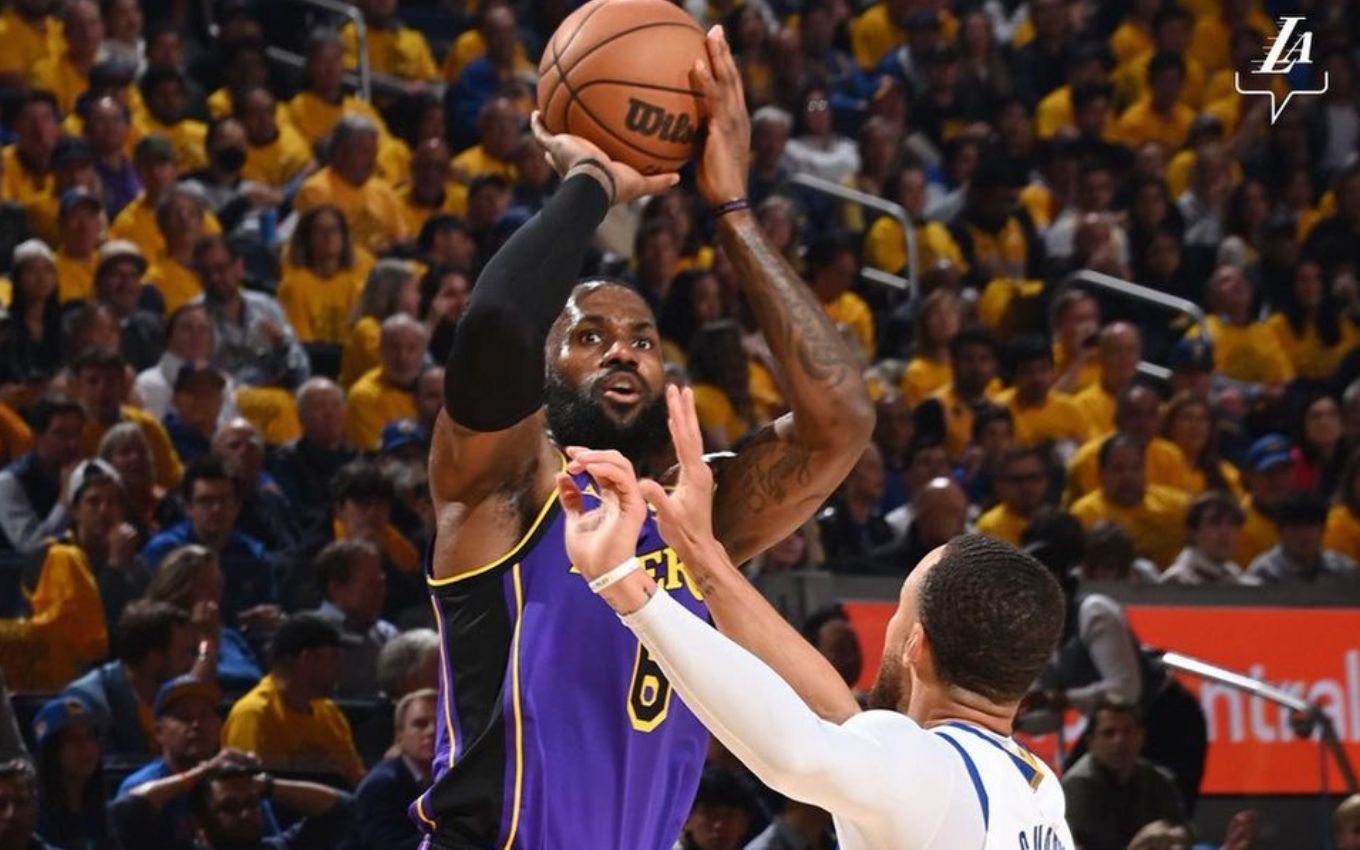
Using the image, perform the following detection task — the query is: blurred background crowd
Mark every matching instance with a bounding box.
[0,0,1355,848]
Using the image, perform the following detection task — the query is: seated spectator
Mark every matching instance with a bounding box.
[295,115,409,256]
[143,459,276,627]
[1159,392,1241,499]
[418,215,478,273]
[53,186,106,304]
[1248,492,1359,586]
[343,315,424,451]
[952,161,1045,318]
[446,5,533,146]
[872,392,914,514]
[221,614,364,786]
[442,0,531,82]
[85,96,140,218]
[1070,434,1189,570]
[1189,265,1294,393]
[181,116,283,237]
[863,165,964,279]
[784,86,860,186]
[1161,492,1254,586]
[817,444,893,569]
[1049,287,1103,395]
[419,266,472,366]
[286,31,393,148]
[94,239,165,371]
[1115,51,1194,150]
[689,321,755,450]
[136,304,237,423]
[1084,521,1160,585]
[375,629,438,700]
[806,234,874,360]
[976,447,1049,546]
[1061,699,1186,850]
[339,0,435,81]
[308,540,396,698]
[211,418,298,553]
[136,64,208,171]
[1073,322,1142,437]
[236,86,314,192]
[898,289,962,406]
[396,139,468,241]
[884,435,954,536]
[675,768,758,850]
[98,423,167,538]
[3,91,60,222]
[70,347,184,490]
[337,259,419,388]
[31,693,108,849]
[1292,393,1345,498]
[995,335,1090,454]
[164,363,229,465]
[146,185,215,313]
[1067,384,1188,504]
[1269,259,1358,382]
[930,328,1002,461]
[112,135,220,267]
[450,95,521,185]
[1324,452,1360,565]
[277,206,368,347]
[0,759,53,849]
[413,367,445,438]
[1236,434,1296,566]
[1,241,64,387]
[873,476,968,573]
[65,599,198,759]
[0,397,85,553]
[353,688,434,850]
[268,379,356,535]
[144,545,263,693]
[801,605,864,695]
[113,675,229,848]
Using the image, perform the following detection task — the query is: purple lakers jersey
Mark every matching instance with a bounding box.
[412,469,710,849]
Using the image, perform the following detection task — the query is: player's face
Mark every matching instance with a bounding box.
[869,547,945,712]
[546,286,669,464]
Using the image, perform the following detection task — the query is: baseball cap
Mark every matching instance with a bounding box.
[59,186,103,218]
[97,239,149,276]
[269,613,343,660]
[153,674,223,718]
[65,458,123,505]
[1246,434,1293,472]
[32,694,100,746]
[174,360,227,392]
[1168,337,1214,372]
[380,418,427,454]
[11,238,55,271]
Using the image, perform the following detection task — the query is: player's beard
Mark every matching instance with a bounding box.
[867,649,909,712]
[544,372,671,466]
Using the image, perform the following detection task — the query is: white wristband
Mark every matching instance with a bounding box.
[588,557,641,594]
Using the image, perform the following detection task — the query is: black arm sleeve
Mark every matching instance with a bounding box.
[443,173,610,431]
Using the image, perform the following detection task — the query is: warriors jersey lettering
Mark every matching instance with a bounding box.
[413,469,710,849]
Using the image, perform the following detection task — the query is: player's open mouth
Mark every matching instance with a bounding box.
[600,374,643,404]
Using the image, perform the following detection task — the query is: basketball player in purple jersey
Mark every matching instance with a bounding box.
[416,26,873,850]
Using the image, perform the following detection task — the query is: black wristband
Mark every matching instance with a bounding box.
[572,158,616,204]
[712,198,750,218]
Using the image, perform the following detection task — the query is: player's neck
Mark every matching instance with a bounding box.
[909,687,1016,738]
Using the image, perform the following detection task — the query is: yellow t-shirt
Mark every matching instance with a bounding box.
[1053,343,1101,394]
[1173,456,1244,500]
[82,405,183,491]
[1190,10,1276,75]
[449,145,517,184]
[1235,498,1278,568]
[862,217,964,276]
[31,52,87,115]
[977,277,1045,335]
[242,125,314,189]
[1109,20,1153,67]
[340,20,438,80]
[1114,51,1206,110]
[1018,183,1056,230]
[286,90,390,146]
[133,116,208,172]
[295,167,410,255]
[900,355,951,408]
[824,291,875,359]
[0,542,107,692]
[976,503,1032,547]
[1323,504,1360,566]
[339,316,382,389]
[441,29,533,81]
[849,3,905,70]
[1070,484,1190,569]
[276,263,366,345]
[1193,316,1295,386]
[145,256,202,315]
[932,384,1002,461]
[1073,382,1117,438]
[1114,98,1196,150]
[0,9,64,81]
[748,359,783,424]
[2,145,54,209]
[1266,313,1359,382]
[1065,435,1189,505]
[995,388,1091,448]
[344,367,416,450]
[396,183,470,238]
[110,194,222,266]
[692,383,750,448]
[54,250,98,304]
[221,673,364,785]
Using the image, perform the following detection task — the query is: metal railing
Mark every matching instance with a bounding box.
[1061,269,1205,384]
[264,46,427,101]
[790,173,916,297]
[1158,650,1359,795]
[245,0,372,100]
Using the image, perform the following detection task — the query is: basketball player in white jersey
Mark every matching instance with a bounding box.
[558,385,1074,850]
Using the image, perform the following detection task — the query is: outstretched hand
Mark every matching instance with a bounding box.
[638,385,718,568]
[531,111,679,206]
[689,26,751,206]
[559,448,649,582]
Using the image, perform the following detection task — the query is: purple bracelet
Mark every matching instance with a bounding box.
[712,198,750,218]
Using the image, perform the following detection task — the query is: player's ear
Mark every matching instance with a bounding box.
[905,622,935,680]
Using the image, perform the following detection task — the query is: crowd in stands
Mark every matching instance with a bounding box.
[0,0,1354,847]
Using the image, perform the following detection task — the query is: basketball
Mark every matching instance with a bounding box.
[537,0,707,175]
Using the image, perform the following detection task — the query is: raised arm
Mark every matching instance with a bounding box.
[690,29,874,563]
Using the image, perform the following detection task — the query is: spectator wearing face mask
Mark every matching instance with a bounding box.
[181,116,282,237]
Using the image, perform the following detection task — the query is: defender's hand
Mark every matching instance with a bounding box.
[689,26,750,206]
[559,449,649,581]
[639,385,717,567]
[531,111,679,206]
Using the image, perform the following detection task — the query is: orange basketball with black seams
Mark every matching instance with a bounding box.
[537,0,707,175]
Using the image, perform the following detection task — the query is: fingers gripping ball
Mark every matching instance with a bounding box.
[537,0,707,175]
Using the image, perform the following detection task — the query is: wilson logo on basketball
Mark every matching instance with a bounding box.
[623,98,697,144]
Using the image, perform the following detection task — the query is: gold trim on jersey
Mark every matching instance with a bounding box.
[431,595,458,770]
[501,562,527,850]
